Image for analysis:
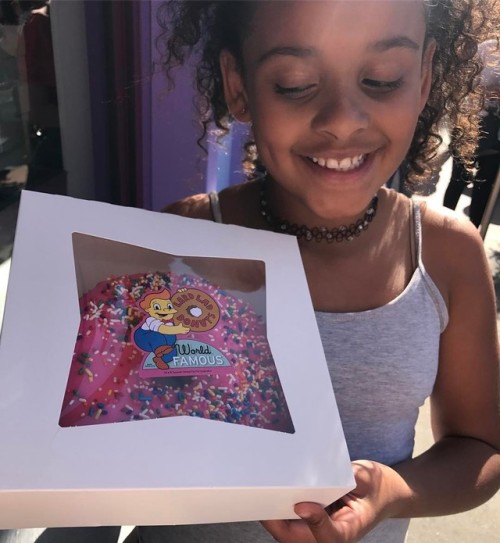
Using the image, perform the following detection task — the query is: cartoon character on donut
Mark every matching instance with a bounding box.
[133,288,190,369]
[171,288,220,332]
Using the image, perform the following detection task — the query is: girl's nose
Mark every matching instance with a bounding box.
[311,93,369,141]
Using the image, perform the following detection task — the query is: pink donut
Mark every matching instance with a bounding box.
[59,272,294,433]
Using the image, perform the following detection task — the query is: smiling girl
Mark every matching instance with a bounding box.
[133,1,500,542]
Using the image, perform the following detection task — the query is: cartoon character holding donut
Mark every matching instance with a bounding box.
[134,288,190,369]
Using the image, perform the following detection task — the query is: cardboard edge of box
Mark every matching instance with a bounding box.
[0,484,355,528]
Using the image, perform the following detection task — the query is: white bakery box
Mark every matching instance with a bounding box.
[0,190,354,529]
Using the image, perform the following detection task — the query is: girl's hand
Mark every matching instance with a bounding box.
[262,460,407,543]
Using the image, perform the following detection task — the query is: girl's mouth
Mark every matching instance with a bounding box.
[308,154,367,172]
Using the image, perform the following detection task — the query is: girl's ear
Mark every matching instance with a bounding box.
[419,38,436,112]
[220,49,251,122]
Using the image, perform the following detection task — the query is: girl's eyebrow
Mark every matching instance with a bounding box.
[257,46,315,65]
[370,36,420,52]
[257,36,419,65]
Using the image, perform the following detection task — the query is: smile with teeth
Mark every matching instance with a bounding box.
[310,154,366,171]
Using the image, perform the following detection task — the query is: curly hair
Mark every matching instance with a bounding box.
[156,0,500,190]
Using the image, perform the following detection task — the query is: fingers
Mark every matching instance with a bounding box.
[262,461,391,543]
[262,518,316,543]
[262,504,336,543]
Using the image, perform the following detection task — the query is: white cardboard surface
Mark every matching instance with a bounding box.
[0,191,354,528]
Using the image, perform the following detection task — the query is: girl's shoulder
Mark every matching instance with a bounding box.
[162,193,212,220]
[419,198,486,257]
[418,199,491,306]
[162,181,263,228]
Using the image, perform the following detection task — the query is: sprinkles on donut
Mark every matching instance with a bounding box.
[59,271,295,433]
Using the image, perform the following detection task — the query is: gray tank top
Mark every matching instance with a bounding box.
[138,193,448,543]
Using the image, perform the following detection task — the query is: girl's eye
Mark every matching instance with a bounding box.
[362,78,403,92]
[167,303,173,310]
[274,83,317,97]
[153,303,161,311]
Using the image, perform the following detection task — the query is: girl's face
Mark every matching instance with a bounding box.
[222,0,434,222]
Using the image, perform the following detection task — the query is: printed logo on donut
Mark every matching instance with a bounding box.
[133,286,227,378]
[171,288,220,332]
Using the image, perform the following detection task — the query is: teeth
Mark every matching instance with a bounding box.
[311,154,365,171]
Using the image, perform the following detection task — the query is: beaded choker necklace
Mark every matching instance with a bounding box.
[259,181,379,243]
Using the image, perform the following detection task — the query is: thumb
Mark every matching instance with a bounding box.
[294,503,337,543]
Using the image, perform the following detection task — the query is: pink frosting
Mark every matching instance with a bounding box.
[59,272,294,433]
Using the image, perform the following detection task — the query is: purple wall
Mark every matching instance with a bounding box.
[149,0,206,211]
[146,1,254,211]
[137,0,152,210]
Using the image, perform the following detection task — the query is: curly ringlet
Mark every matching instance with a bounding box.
[155,0,500,191]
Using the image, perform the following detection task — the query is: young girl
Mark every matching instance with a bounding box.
[134,1,500,542]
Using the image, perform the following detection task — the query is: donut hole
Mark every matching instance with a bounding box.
[188,305,203,318]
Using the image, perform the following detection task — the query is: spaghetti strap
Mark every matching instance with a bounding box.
[412,199,422,264]
[409,199,416,271]
[208,191,223,223]
[412,199,449,331]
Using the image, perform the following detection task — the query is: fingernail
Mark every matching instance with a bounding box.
[294,504,311,519]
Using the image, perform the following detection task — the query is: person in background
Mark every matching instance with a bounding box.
[443,39,500,227]
[16,0,62,188]
[0,0,26,198]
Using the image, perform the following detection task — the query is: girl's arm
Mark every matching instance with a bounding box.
[264,211,500,543]
[390,210,500,513]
